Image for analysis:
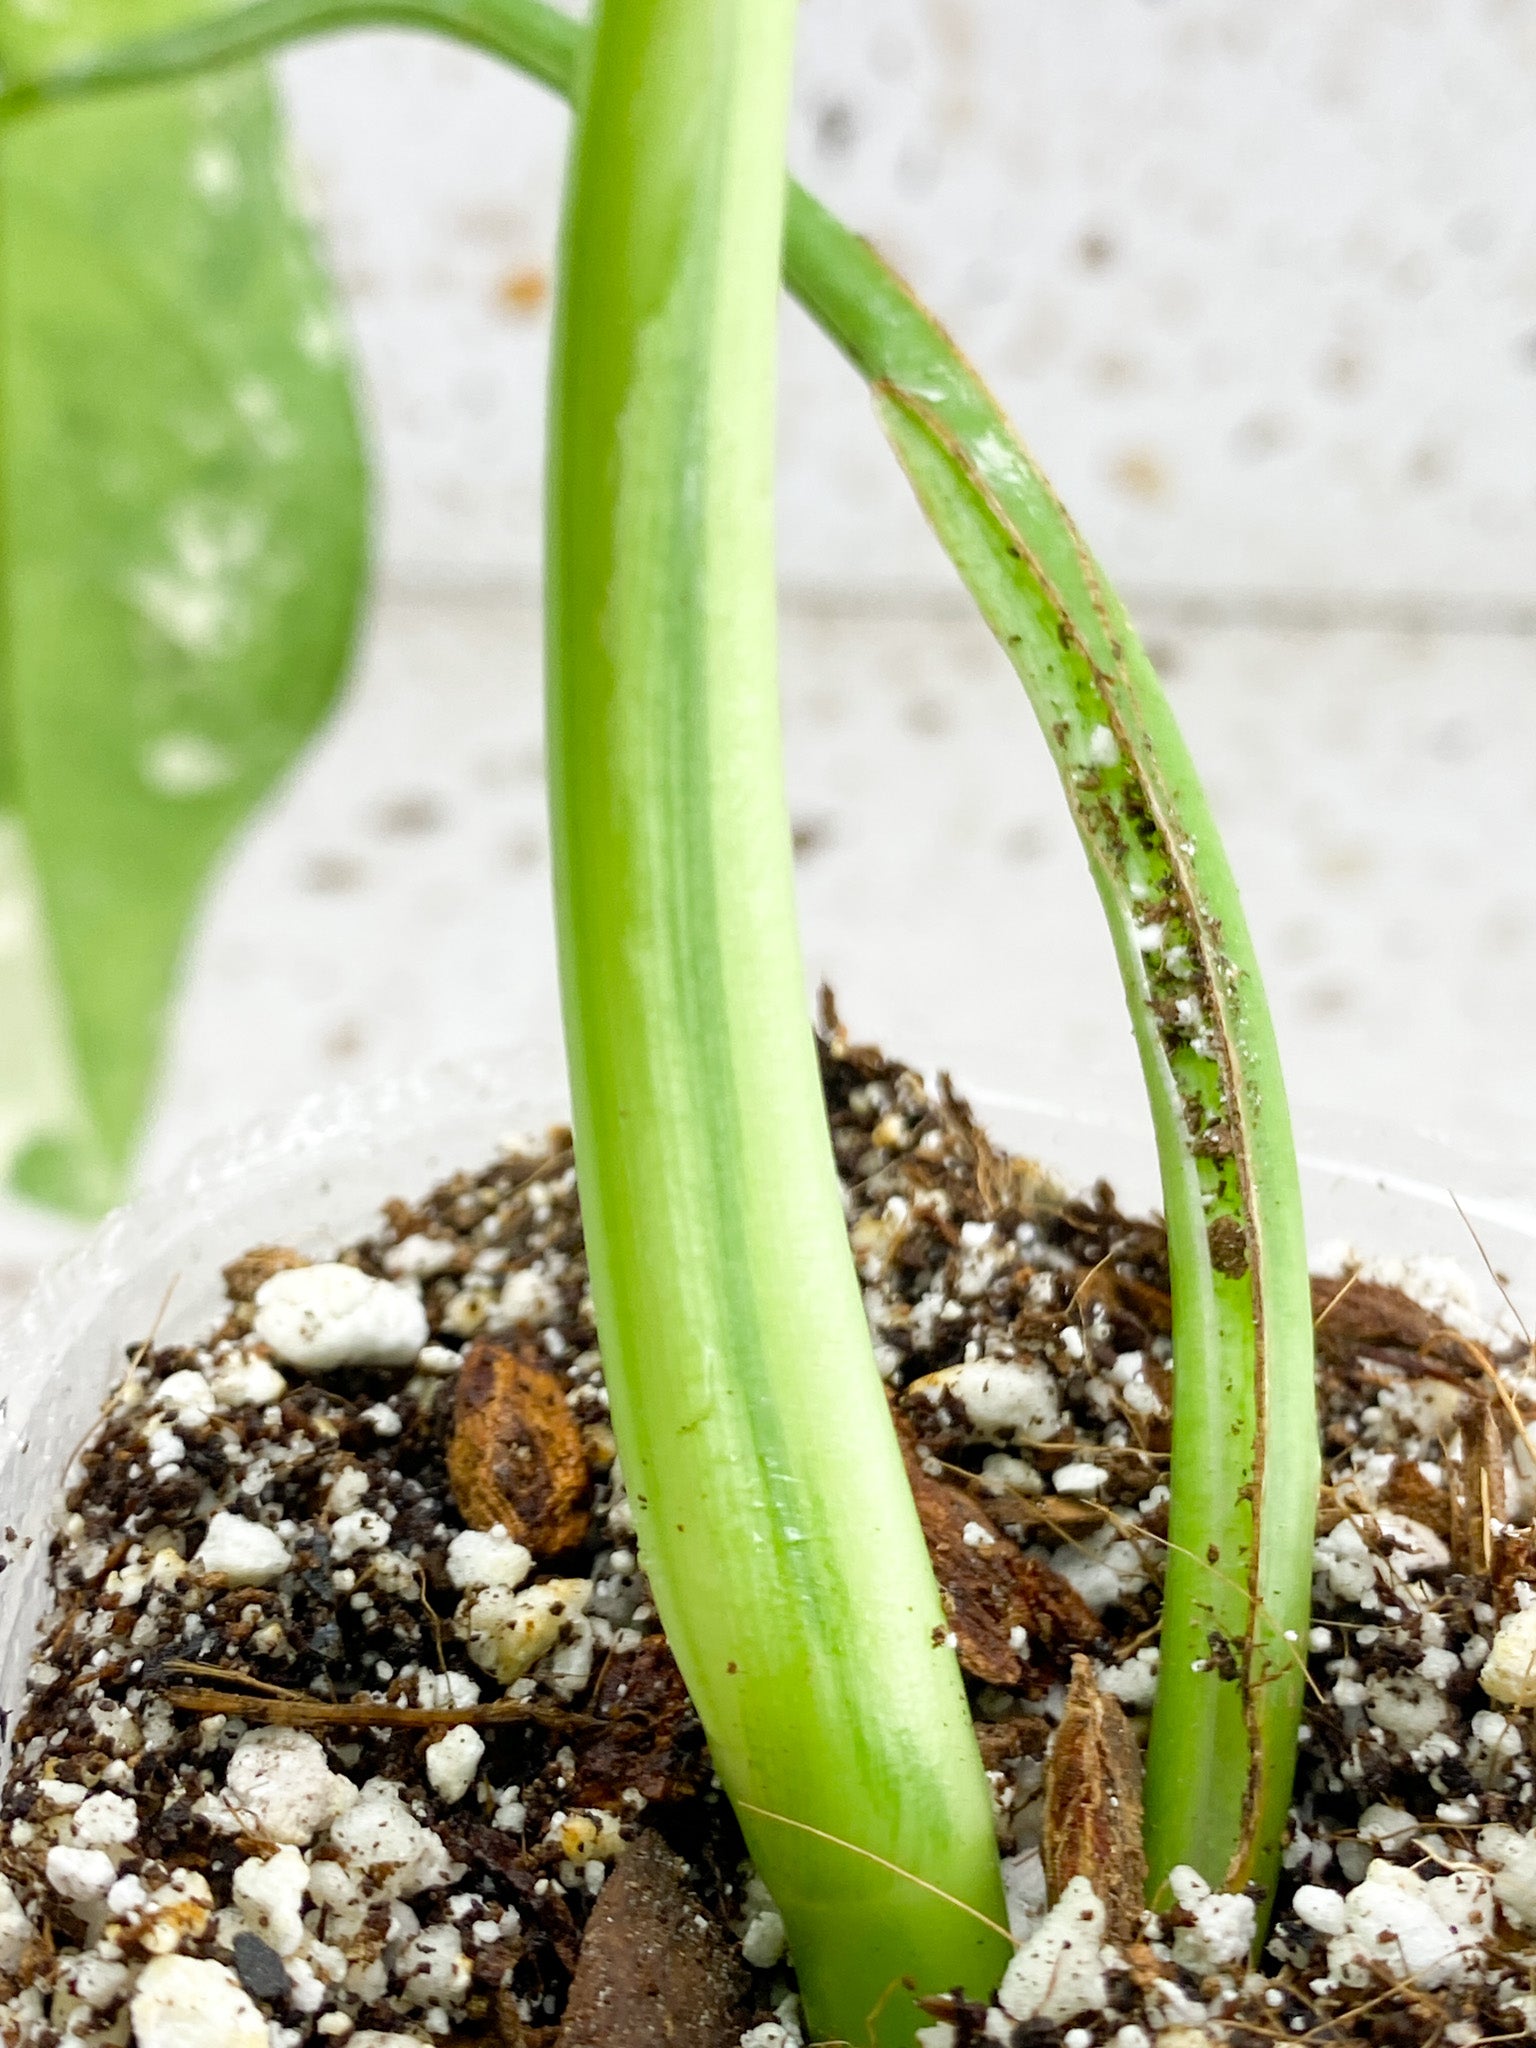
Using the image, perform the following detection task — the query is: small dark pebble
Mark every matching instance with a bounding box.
[232,1929,291,2003]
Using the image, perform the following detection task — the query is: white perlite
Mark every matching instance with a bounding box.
[1291,1885,1347,1937]
[194,1511,291,1587]
[445,1526,533,1592]
[253,1262,428,1372]
[35,1780,86,1810]
[105,1868,212,1955]
[232,1844,310,1955]
[330,1508,392,1562]
[1294,1859,1493,1989]
[328,1778,455,1897]
[151,1369,217,1420]
[1364,1670,1450,1748]
[327,1464,371,1517]
[1313,1520,1379,1605]
[44,1846,115,1903]
[383,1232,460,1279]
[1479,1824,1536,1930]
[70,1789,139,1848]
[907,1360,1062,1446]
[1050,1527,1148,1615]
[417,1670,482,1711]
[996,1875,1109,2024]
[1314,1513,1448,1607]
[0,1876,29,1975]
[1480,1605,1536,1707]
[218,1726,357,1845]
[1053,1461,1108,1497]
[459,1577,590,1685]
[130,1954,267,2048]
[1356,1804,1418,1855]
[999,1847,1048,1937]
[396,1921,471,2006]
[1166,1865,1255,1974]
[425,1725,485,1804]
[741,1908,787,1968]
[1099,1647,1159,1711]
[739,1874,787,1968]
[496,1266,562,1329]
[62,1951,130,2014]
[209,1353,288,1407]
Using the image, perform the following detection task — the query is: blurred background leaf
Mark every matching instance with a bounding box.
[0,12,368,1213]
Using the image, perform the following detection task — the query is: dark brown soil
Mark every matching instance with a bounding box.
[0,1015,1532,2046]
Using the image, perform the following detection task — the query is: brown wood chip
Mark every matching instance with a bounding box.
[937,1074,1065,1220]
[496,1994,557,2048]
[449,1339,592,1554]
[558,1830,750,2048]
[1379,1452,1454,1540]
[570,1635,707,1809]
[896,1415,1102,1686]
[979,1493,1114,1540]
[222,1245,308,1302]
[1312,1274,1453,1367]
[1104,1269,1174,1338]
[1493,1525,1536,1619]
[974,1716,1050,1774]
[1043,1655,1147,1949]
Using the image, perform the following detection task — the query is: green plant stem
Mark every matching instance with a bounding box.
[7,0,1320,1917]
[0,0,578,106]
[544,4,1007,2043]
[785,197,1318,1906]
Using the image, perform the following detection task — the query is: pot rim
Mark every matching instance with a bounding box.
[7,1049,1535,1394]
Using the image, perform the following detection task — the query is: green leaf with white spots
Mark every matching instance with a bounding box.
[0,49,366,1212]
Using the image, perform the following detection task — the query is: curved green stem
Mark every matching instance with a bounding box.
[5,0,1319,1918]
[545,4,1006,2043]
[786,200,1318,1905]
[0,0,578,106]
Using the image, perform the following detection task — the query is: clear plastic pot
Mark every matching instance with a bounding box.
[3,1052,1533,1747]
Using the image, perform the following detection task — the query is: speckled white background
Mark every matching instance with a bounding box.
[3,1,1534,1299]
[281,2,1536,607]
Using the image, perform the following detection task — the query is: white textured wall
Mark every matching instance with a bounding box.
[5,2,1535,1297]
[280,1,1536,606]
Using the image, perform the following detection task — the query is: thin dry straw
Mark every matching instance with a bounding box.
[735,1799,1019,1950]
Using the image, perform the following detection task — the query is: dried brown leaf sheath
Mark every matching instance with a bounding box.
[1044,1655,1147,1948]
[448,1339,592,1553]
[560,1831,749,2048]
[1452,1400,1506,1578]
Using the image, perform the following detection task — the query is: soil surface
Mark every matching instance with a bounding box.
[1,1015,1534,2046]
